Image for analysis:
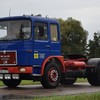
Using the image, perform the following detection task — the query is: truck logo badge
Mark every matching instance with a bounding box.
[34,53,39,59]
[34,53,45,59]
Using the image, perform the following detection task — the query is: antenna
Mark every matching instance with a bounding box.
[9,7,11,17]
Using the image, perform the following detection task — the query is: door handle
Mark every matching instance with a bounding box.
[46,45,50,48]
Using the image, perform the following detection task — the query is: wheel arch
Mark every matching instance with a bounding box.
[41,56,65,76]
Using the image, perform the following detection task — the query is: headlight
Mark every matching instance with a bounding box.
[20,68,26,73]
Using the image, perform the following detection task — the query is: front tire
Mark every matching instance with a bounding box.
[2,79,21,88]
[41,63,61,89]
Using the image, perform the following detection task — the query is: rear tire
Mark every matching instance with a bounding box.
[87,74,100,86]
[41,63,61,89]
[87,58,100,86]
[2,80,21,88]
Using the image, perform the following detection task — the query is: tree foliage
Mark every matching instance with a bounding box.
[87,32,100,58]
[58,17,88,57]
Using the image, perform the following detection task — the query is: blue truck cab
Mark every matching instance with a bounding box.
[0,15,63,88]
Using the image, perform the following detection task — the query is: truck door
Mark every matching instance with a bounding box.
[33,22,50,66]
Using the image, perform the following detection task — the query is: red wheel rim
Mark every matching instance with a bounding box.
[48,68,58,82]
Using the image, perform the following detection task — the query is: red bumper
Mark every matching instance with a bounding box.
[0,66,32,74]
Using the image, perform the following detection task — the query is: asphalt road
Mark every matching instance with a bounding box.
[0,83,100,99]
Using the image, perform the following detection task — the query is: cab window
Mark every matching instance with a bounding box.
[34,23,48,40]
[50,24,58,42]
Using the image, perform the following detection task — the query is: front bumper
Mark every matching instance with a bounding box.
[0,66,32,74]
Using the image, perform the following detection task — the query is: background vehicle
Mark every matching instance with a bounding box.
[0,15,100,89]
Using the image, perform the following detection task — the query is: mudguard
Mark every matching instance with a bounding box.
[87,58,100,72]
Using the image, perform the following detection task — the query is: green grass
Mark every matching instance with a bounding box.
[76,78,88,83]
[0,81,4,86]
[34,92,100,100]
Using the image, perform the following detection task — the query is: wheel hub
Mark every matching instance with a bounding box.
[48,68,58,82]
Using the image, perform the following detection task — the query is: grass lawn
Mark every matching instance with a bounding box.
[34,92,100,100]
[76,78,88,83]
[0,81,4,86]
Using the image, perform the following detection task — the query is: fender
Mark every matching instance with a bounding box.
[87,58,100,72]
[41,56,65,75]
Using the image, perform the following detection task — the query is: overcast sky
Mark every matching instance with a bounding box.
[0,0,100,40]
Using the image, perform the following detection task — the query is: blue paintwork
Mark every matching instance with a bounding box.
[0,16,61,75]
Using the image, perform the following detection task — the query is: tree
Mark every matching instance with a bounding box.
[87,32,100,58]
[58,17,88,57]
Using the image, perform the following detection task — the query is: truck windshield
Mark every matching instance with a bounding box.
[0,20,31,41]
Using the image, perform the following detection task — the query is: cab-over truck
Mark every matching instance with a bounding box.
[0,15,100,89]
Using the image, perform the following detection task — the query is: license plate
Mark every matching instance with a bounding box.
[0,70,9,73]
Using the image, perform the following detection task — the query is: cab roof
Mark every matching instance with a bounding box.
[0,15,59,24]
